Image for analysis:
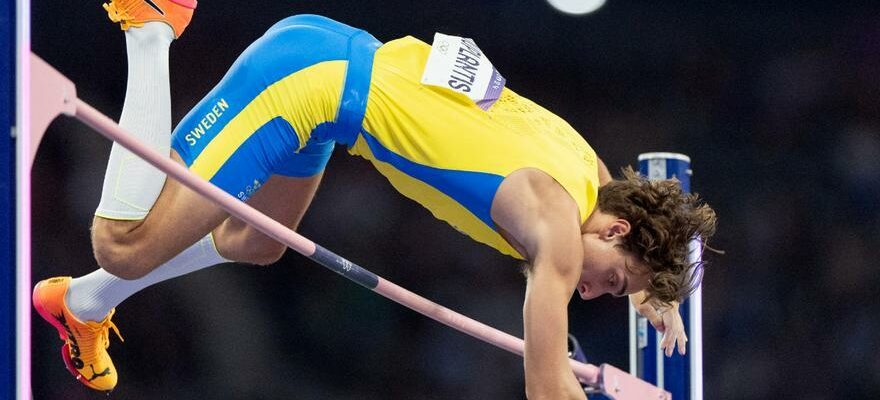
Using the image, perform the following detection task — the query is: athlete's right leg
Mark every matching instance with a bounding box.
[213,173,324,264]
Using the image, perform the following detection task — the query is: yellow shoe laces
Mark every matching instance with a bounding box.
[101,319,125,349]
[71,311,125,363]
[102,1,145,31]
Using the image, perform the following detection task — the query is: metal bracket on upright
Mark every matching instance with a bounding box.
[570,335,672,400]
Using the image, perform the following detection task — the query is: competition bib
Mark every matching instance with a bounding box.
[420,33,506,110]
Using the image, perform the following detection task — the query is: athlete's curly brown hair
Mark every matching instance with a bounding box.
[597,167,718,306]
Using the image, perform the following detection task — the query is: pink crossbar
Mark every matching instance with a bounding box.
[29,52,670,400]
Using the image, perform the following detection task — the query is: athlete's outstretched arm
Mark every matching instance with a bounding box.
[492,169,586,400]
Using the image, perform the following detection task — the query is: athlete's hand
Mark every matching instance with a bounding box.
[633,300,688,357]
[657,305,687,357]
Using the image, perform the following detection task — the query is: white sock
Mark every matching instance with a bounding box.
[67,234,230,321]
[73,23,231,322]
[95,22,176,220]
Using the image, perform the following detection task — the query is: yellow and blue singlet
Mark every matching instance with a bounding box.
[171,15,600,260]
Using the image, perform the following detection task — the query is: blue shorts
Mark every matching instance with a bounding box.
[171,14,380,201]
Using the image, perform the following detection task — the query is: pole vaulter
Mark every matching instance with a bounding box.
[26,52,671,400]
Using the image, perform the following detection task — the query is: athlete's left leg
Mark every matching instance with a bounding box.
[33,1,203,391]
[67,134,333,320]
[35,7,341,390]
[91,151,228,279]
[36,162,322,391]
[65,172,322,324]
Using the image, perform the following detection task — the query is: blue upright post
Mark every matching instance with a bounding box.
[1,0,18,399]
[629,152,703,400]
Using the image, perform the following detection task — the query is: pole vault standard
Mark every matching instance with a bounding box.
[27,53,670,400]
[629,153,704,400]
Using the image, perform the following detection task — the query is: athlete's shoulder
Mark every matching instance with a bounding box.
[504,168,580,211]
[491,169,582,262]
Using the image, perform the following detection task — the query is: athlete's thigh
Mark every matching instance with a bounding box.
[92,151,230,272]
[212,172,323,258]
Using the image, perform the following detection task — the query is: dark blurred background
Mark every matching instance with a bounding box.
[30,1,880,399]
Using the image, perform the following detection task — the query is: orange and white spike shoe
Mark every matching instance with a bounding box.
[33,277,124,392]
[103,0,197,39]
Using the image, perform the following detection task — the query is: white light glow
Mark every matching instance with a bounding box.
[547,0,607,15]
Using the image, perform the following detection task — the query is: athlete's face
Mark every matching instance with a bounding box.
[576,221,651,300]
